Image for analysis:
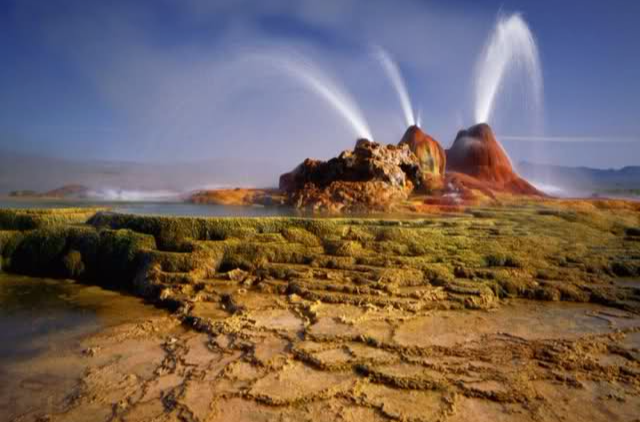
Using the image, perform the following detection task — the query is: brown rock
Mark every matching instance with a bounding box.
[9,184,90,199]
[445,123,541,196]
[279,139,425,211]
[280,139,422,193]
[399,125,446,180]
[446,123,513,183]
[278,159,324,193]
[227,268,250,282]
[290,180,412,213]
[188,188,285,207]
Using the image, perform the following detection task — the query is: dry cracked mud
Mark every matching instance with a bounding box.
[4,293,640,422]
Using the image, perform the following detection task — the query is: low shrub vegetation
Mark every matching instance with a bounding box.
[0,203,637,311]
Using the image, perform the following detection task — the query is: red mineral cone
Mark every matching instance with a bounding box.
[445,123,542,196]
[399,125,446,177]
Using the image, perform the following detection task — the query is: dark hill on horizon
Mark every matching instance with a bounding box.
[518,161,640,196]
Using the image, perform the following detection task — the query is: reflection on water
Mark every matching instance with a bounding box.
[113,202,297,217]
[0,198,432,219]
[0,274,161,363]
[0,197,298,217]
[0,274,163,420]
[0,277,97,362]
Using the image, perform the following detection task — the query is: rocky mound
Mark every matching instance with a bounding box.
[446,124,541,196]
[287,180,411,212]
[9,184,90,199]
[279,139,427,211]
[189,188,285,207]
[276,123,542,212]
[43,184,91,198]
[399,125,446,189]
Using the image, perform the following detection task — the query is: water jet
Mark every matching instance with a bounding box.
[257,53,373,141]
[373,46,416,127]
[474,13,543,125]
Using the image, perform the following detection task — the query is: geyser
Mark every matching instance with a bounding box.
[474,13,543,125]
[446,123,541,195]
[373,46,416,127]
[447,124,513,183]
[259,54,373,141]
[399,125,446,179]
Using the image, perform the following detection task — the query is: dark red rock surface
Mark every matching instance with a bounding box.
[399,125,446,178]
[446,124,541,196]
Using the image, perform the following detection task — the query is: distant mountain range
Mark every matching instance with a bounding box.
[0,149,285,195]
[518,161,640,196]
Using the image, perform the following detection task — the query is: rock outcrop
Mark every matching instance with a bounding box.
[42,184,91,198]
[279,123,542,211]
[279,139,425,211]
[446,124,541,196]
[9,184,90,199]
[399,125,446,182]
[189,188,285,207]
[287,180,410,212]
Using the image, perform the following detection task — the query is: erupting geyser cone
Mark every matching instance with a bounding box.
[399,125,446,189]
[446,123,541,195]
[447,124,512,183]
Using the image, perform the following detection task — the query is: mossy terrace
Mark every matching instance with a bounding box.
[1,203,639,316]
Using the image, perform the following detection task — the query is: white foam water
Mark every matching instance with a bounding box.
[87,189,180,202]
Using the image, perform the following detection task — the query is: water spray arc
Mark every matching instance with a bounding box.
[373,46,416,127]
[256,53,373,141]
[474,13,543,125]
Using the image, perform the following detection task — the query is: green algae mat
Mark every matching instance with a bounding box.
[1,205,639,312]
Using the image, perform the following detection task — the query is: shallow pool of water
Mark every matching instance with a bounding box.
[0,273,161,363]
[0,198,430,219]
[0,273,165,420]
[0,198,298,217]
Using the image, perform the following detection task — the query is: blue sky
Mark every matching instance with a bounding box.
[0,0,639,169]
